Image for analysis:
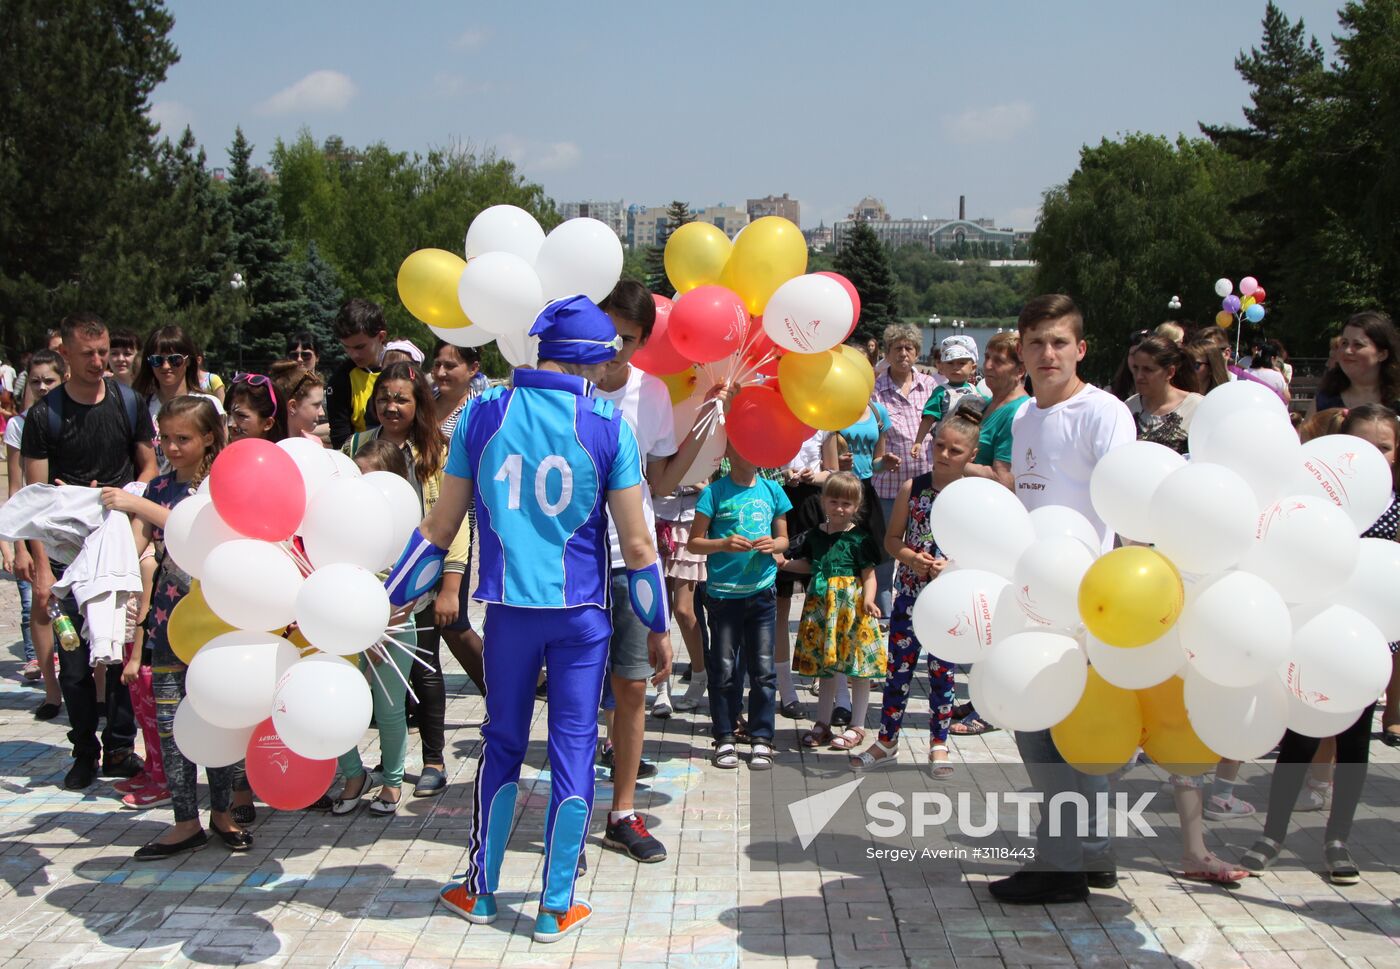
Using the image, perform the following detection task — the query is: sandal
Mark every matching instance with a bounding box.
[712,743,740,770]
[1180,853,1249,884]
[928,743,955,779]
[748,743,774,771]
[850,737,898,772]
[829,727,865,751]
[949,714,998,736]
[1324,840,1359,885]
[800,723,833,749]
[1239,836,1281,875]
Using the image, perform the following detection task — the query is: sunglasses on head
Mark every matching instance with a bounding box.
[146,353,187,369]
[233,372,279,418]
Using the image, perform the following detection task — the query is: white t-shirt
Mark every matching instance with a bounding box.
[1245,366,1289,399]
[0,364,16,394]
[4,410,25,454]
[594,366,678,570]
[784,430,828,474]
[1011,384,1135,552]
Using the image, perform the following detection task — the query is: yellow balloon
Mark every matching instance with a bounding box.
[720,216,807,315]
[1051,668,1143,775]
[397,248,472,329]
[659,367,698,405]
[1138,676,1218,775]
[168,581,237,665]
[1215,310,1234,329]
[1078,547,1183,648]
[835,344,876,394]
[664,222,732,295]
[778,349,873,432]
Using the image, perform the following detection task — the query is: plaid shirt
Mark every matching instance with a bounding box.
[871,368,937,500]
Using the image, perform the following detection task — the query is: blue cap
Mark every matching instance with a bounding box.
[529,295,622,365]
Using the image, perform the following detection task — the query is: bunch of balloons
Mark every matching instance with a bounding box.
[160,437,422,809]
[910,379,1396,775]
[395,205,625,368]
[1213,275,1267,329]
[633,216,874,469]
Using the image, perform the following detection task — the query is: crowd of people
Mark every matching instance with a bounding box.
[3,285,1398,941]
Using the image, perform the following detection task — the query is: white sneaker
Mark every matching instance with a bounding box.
[651,681,673,719]
[673,673,707,711]
[1203,793,1256,820]
[1296,780,1330,812]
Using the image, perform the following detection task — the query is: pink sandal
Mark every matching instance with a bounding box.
[1180,854,1249,884]
[829,727,865,751]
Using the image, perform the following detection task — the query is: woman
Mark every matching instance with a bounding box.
[1310,311,1400,415]
[1245,342,1290,404]
[1184,341,1230,394]
[132,327,224,471]
[270,360,327,442]
[961,331,1029,489]
[1124,335,1203,454]
[286,332,323,378]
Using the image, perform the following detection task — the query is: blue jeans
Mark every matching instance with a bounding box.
[18,579,33,661]
[875,497,897,617]
[1014,729,1113,873]
[703,588,776,744]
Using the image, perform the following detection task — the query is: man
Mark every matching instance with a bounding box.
[870,323,937,616]
[591,279,732,865]
[21,312,157,789]
[387,296,671,943]
[990,294,1134,905]
[327,298,387,447]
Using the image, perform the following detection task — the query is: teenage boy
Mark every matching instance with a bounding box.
[328,298,387,447]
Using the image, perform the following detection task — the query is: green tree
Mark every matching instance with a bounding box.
[646,201,692,295]
[300,239,343,364]
[834,221,899,344]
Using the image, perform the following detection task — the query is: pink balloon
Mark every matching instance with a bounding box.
[245,718,336,811]
[816,271,862,338]
[210,438,306,542]
[1239,276,1259,297]
[667,285,751,364]
[631,294,692,376]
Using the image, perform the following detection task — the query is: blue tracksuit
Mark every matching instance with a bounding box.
[446,368,640,912]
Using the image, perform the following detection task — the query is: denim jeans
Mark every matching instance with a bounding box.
[1014,728,1112,873]
[703,587,776,744]
[874,497,897,617]
[18,580,33,660]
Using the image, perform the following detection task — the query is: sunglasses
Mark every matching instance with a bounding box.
[232,372,279,418]
[290,349,316,362]
[146,353,187,369]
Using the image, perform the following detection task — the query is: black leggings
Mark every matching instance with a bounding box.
[410,612,446,766]
[1263,703,1375,844]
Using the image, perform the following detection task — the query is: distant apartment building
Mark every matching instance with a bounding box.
[803,222,834,250]
[693,204,749,239]
[559,199,626,240]
[628,203,750,248]
[746,193,800,227]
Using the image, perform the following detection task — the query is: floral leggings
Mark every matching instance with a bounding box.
[153,637,233,823]
[879,596,955,745]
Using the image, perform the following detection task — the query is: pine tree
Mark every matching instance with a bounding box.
[835,221,899,344]
[301,239,343,364]
[647,201,692,295]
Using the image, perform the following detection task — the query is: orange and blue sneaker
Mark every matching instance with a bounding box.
[533,901,592,943]
[438,882,497,924]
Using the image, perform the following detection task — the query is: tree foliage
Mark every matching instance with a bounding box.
[834,221,899,344]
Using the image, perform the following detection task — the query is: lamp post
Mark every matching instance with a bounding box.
[229,272,247,372]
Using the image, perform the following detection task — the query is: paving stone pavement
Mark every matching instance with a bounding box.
[0,575,1396,968]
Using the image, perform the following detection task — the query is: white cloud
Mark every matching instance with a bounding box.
[944,101,1033,145]
[453,28,489,50]
[535,141,581,172]
[494,134,581,173]
[148,100,194,135]
[431,72,493,99]
[255,70,357,116]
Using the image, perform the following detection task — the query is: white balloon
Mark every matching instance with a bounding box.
[272,654,374,760]
[1192,408,1302,506]
[1187,379,1290,456]
[975,632,1087,732]
[1148,463,1258,574]
[533,218,624,303]
[162,493,241,580]
[1177,570,1291,687]
[1183,668,1289,761]
[927,477,1034,575]
[912,569,1010,664]
[429,321,496,349]
[1214,278,1234,298]
[457,251,545,336]
[173,699,256,768]
[186,631,300,729]
[967,660,1016,731]
[277,437,337,504]
[1295,434,1393,531]
[1283,604,1390,712]
[202,539,303,631]
[1284,691,1369,739]
[301,478,395,571]
[1011,538,1094,630]
[673,395,727,484]
[1333,538,1400,640]
[497,329,540,369]
[295,564,390,656]
[1238,495,1360,602]
[363,470,421,560]
[1086,629,1186,690]
[1027,505,1101,555]
[1089,441,1185,545]
[328,449,361,480]
[761,274,853,353]
[992,583,1051,640]
[463,204,546,264]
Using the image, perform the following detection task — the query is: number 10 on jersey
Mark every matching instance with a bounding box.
[494,453,574,517]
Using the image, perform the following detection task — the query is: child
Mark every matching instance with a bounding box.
[787,472,887,752]
[101,396,251,860]
[855,414,984,775]
[226,373,283,443]
[114,545,165,808]
[912,336,990,458]
[687,443,791,770]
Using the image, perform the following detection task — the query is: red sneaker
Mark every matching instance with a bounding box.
[113,773,152,795]
[121,787,172,810]
[533,901,592,943]
[438,883,497,924]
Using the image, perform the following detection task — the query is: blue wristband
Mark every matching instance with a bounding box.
[385,527,447,608]
[627,559,670,634]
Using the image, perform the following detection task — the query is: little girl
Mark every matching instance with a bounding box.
[787,472,887,752]
[114,545,164,808]
[851,413,985,775]
[101,396,250,860]
[226,373,283,443]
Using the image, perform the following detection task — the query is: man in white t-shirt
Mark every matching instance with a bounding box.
[993,294,1134,906]
[591,280,733,866]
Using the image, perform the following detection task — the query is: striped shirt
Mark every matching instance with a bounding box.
[871,368,937,500]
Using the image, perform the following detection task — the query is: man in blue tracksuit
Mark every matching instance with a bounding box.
[384,295,671,943]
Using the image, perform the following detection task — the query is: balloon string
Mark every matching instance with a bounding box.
[280,541,314,577]
[380,632,437,673]
[369,640,423,707]
[363,647,399,710]
[731,351,776,388]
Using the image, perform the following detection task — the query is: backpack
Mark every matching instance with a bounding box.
[47,377,142,444]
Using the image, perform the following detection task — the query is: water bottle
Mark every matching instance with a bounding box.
[47,599,80,651]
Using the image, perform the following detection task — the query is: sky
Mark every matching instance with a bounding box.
[153,1,1344,232]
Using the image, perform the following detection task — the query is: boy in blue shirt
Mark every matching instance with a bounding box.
[687,444,790,770]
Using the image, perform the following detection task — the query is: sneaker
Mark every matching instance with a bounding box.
[597,744,658,779]
[602,813,668,863]
[831,706,852,727]
[438,883,497,924]
[534,901,592,943]
[673,674,707,712]
[779,700,806,720]
[101,752,144,779]
[64,759,99,790]
[651,682,673,720]
[22,659,41,681]
[1204,793,1256,820]
[1297,780,1329,812]
[988,869,1089,905]
[121,787,172,810]
[114,773,152,795]
[34,701,61,721]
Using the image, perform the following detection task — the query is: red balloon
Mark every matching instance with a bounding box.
[631,294,692,376]
[209,438,306,542]
[727,384,814,468]
[245,717,337,811]
[741,323,783,378]
[1251,286,1266,303]
[667,285,751,364]
[817,271,862,338]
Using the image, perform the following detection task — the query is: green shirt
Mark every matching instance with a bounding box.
[787,527,881,599]
[975,395,1031,466]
